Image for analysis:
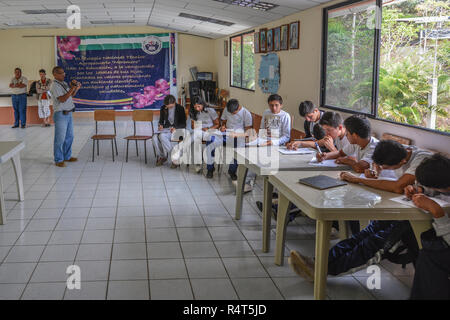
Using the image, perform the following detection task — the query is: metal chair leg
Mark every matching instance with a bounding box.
[126,140,129,162]
[92,139,95,162]
[135,140,139,157]
[114,138,118,155]
[111,140,115,162]
[97,140,99,156]
[144,140,147,164]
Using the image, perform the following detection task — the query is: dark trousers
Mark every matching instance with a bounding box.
[12,93,27,126]
[410,229,450,300]
[207,135,238,173]
[328,220,412,276]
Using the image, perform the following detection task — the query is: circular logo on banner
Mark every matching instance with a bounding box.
[142,36,162,55]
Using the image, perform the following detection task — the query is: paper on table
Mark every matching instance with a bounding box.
[309,157,339,167]
[391,195,450,208]
[278,147,315,155]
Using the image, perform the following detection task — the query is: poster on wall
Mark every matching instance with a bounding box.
[258,53,280,94]
[55,33,177,111]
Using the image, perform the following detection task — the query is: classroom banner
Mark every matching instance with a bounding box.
[56,33,177,111]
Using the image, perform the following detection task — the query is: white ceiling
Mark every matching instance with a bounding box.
[0,0,333,38]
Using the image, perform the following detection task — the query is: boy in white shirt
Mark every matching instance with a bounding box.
[340,140,432,194]
[318,111,349,152]
[213,99,253,180]
[405,154,450,299]
[317,115,378,173]
[244,94,291,192]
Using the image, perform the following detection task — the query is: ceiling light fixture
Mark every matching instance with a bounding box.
[178,13,234,26]
[23,9,67,14]
[212,0,278,11]
[90,20,135,24]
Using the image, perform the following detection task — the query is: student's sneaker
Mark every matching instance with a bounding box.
[229,172,237,181]
[156,157,167,166]
[288,250,315,282]
[66,157,78,162]
[170,163,180,169]
[11,125,19,128]
[55,162,66,167]
[195,165,202,173]
[206,169,214,179]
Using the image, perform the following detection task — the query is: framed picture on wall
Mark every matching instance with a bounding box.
[254,32,260,53]
[289,21,300,50]
[280,24,289,50]
[274,27,281,51]
[267,28,274,52]
[260,28,267,53]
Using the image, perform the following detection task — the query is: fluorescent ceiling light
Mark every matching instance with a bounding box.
[90,20,135,24]
[5,21,50,26]
[212,0,278,11]
[178,13,234,26]
[23,9,67,14]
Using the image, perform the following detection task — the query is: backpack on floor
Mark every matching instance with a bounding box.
[383,221,419,268]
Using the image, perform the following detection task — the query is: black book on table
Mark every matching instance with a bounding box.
[298,175,347,190]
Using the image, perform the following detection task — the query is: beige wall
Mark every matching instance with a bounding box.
[213,1,450,153]
[0,26,216,106]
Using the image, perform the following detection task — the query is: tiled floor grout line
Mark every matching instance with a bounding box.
[18,159,87,300]
[62,156,104,300]
[210,174,290,300]
[162,165,195,300]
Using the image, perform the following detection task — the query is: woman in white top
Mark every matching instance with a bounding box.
[185,96,220,174]
[36,69,52,127]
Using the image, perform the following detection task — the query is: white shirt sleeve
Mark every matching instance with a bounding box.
[277,113,291,146]
[244,109,253,128]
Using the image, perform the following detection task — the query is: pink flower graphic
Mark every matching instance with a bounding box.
[129,78,170,108]
[57,36,81,61]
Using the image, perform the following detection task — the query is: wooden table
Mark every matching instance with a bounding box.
[0,141,25,224]
[233,146,350,252]
[269,170,438,300]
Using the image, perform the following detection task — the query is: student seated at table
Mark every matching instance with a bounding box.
[316,114,378,173]
[243,94,291,193]
[406,154,450,300]
[288,145,432,281]
[209,99,253,180]
[340,140,432,194]
[319,111,350,153]
[153,95,186,168]
[286,100,324,150]
[184,96,220,175]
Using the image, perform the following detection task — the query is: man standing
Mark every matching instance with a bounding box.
[50,66,81,167]
[9,67,28,128]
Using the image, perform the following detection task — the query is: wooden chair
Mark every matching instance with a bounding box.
[381,133,412,145]
[91,110,118,162]
[124,110,156,164]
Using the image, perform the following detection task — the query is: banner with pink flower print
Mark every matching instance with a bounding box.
[56,33,177,111]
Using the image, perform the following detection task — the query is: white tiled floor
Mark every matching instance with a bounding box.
[0,119,414,300]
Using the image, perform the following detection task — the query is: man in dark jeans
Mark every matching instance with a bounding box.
[9,67,28,128]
